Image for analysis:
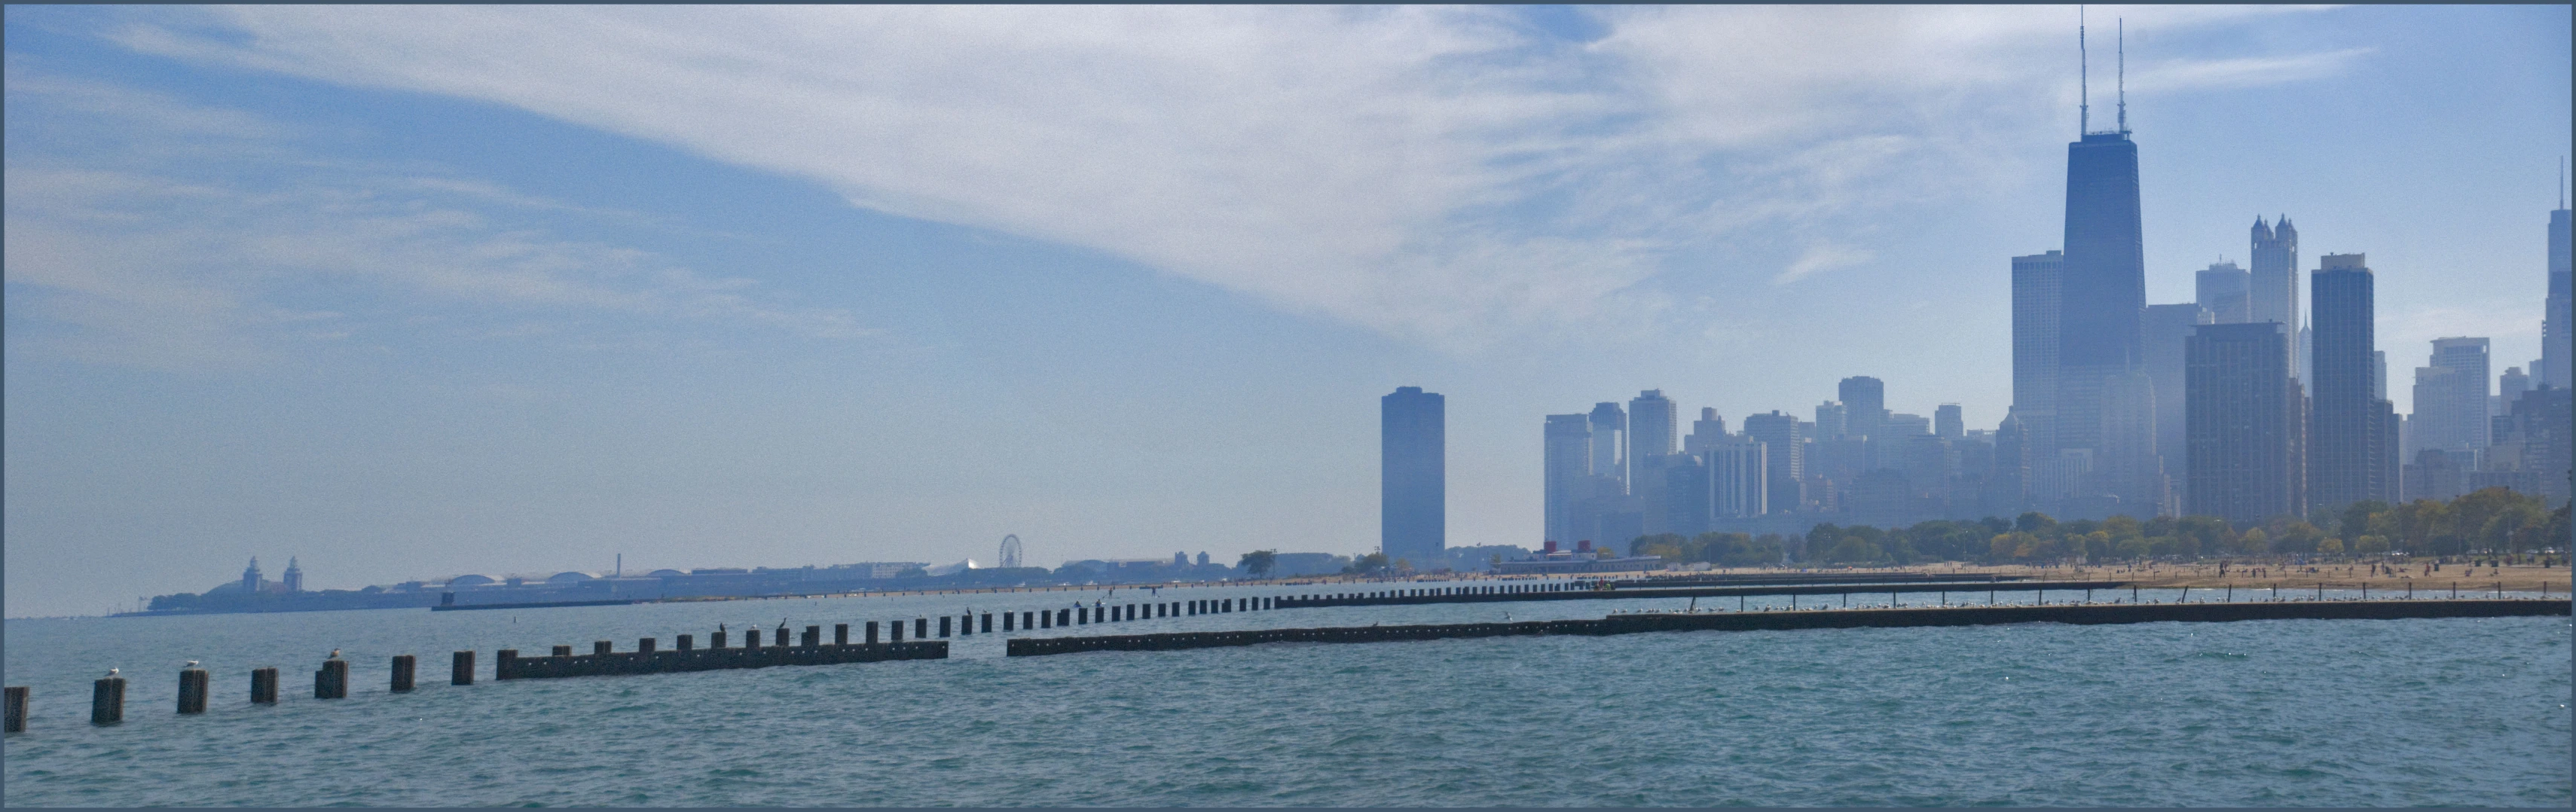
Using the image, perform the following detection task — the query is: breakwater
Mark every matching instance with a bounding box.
[494,640,946,679]
[1006,597,2570,657]
[1276,579,2128,609]
[1601,572,2031,588]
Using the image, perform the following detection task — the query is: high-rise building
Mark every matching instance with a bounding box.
[1708,435,1768,519]
[1838,377,1887,439]
[1589,402,1627,493]
[1380,386,1445,567]
[2251,215,2301,372]
[2186,322,2304,523]
[2498,366,2532,414]
[1659,453,1712,536]
[1934,404,1963,440]
[1812,401,1847,441]
[1627,390,1677,474]
[2012,250,2065,461]
[2309,255,2388,514]
[1542,414,1592,545]
[1741,411,1804,514]
[2412,337,2493,461]
[2544,199,2571,388]
[2054,68,2154,518]
[1991,411,2032,507]
[2196,261,2252,324]
[2144,302,2209,484]
[2484,384,2571,505]
[1685,408,1728,454]
[282,557,304,593]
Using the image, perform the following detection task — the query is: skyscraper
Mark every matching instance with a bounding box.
[2055,38,2153,519]
[2196,261,2251,324]
[1934,404,1963,440]
[2412,337,2493,461]
[1542,414,1592,545]
[2143,302,2210,486]
[2186,322,2303,523]
[1380,386,1444,567]
[2309,255,2387,514]
[2251,215,2301,372]
[1740,411,1804,514]
[1838,377,1887,439]
[2545,198,2572,388]
[1685,408,1728,454]
[1812,401,1847,441]
[1627,390,1677,474]
[1588,402,1627,493]
[1707,435,1768,520]
[2011,249,2064,461]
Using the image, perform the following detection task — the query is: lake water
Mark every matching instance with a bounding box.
[5,582,2568,806]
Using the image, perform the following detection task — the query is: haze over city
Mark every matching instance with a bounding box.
[5,5,2568,618]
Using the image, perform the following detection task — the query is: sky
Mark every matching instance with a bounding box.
[5,5,2568,617]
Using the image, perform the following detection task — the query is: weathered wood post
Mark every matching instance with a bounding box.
[835,624,850,646]
[982,613,993,633]
[494,650,518,681]
[711,629,728,649]
[891,620,904,642]
[1004,612,1016,630]
[593,640,613,655]
[677,634,695,652]
[552,645,574,657]
[638,638,657,654]
[804,626,821,647]
[746,630,762,650]
[915,618,928,639]
[5,685,25,733]
[92,676,124,725]
[178,667,209,714]
[315,658,349,699]
[940,616,953,637]
[1057,609,1069,627]
[453,651,475,685]
[1039,610,1051,628]
[866,621,881,644]
[390,655,416,693]
[252,667,280,702]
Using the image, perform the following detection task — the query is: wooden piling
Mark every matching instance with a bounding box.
[453,651,475,685]
[252,667,280,702]
[177,668,209,714]
[747,630,762,649]
[866,621,881,644]
[712,630,728,648]
[677,634,695,652]
[891,620,904,642]
[5,685,25,733]
[494,650,518,681]
[593,640,613,655]
[639,638,657,654]
[804,626,821,647]
[553,645,575,657]
[91,677,124,725]
[315,658,349,699]
[836,624,850,645]
[390,655,416,693]
[1004,612,1016,631]
[981,613,993,633]
[940,616,953,637]
[915,618,927,639]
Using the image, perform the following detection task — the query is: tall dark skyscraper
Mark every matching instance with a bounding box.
[1627,390,1677,473]
[2186,322,2304,523]
[2055,28,2156,516]
[2251,216,2301,371]
[1542,414,1592,545]
[2544,196,2571,389]
[2309,255,2388,513]
[1380,387,1444,566]
[1838,376,1887,438]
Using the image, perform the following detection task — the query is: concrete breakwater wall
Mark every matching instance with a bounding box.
[496,641,946,679]
[1278,580,2129,609]
[1007,598,2569,657]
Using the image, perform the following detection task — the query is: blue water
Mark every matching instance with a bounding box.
[5,583,2568,806]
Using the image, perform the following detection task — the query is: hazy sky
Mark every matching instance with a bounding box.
[5,5,2568,616]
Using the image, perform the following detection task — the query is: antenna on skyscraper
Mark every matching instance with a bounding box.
[2116,17,2128,134]
[2078,6,2089,136]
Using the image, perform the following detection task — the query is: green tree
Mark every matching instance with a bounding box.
[1239,549,1279,578]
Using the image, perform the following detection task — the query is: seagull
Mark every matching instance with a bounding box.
[328,649,341,659]
[185,660,200,668]
[106,667,119,677]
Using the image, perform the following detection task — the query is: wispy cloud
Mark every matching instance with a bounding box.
[90,5,2368,352]
[4,70,871,371]
[1774,243,1876,285]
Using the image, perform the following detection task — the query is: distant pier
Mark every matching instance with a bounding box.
[1005,598,2571,657]
[1276,578,2126,609]
[495,640,946,679]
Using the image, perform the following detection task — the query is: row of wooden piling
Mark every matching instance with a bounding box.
[5,595,1289,731]
[1008,597,2574,657]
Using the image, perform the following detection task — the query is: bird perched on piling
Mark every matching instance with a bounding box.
[328,649,341,659]
[106,667,120,676]
[185,660,200,668]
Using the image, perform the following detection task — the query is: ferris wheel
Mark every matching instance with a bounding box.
[999,534,1023,569]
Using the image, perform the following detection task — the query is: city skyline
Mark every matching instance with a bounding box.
[5,6,2569,617]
